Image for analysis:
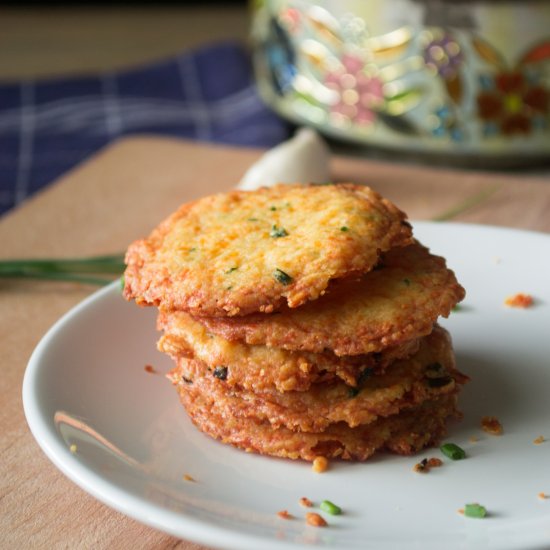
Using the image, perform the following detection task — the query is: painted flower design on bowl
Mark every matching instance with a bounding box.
[324,54,385,126]
[423,33,464,79]
[477,71,549,135]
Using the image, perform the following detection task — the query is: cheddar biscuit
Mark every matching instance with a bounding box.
[124,184,412,316]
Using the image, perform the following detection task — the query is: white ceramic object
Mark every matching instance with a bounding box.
[23,222,550,550]
[238,127,331,190]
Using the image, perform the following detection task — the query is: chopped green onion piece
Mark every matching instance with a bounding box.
[320,500,342,515]
[440,443,466,460]
[464,503,487,518]
[225,267,238,274]
[213,366,228,380]
[340,226,349,232]
[270,206,277,211]
[273,268,292,285]
[270,225,288,238]
[119,275,125,291]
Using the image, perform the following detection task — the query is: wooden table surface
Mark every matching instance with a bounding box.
[1,137,549,549]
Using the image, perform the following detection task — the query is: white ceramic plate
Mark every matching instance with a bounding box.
[23,222,550,550]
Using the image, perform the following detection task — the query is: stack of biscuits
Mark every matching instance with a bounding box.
[124,183,467,461]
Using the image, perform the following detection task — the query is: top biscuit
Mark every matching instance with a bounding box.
[124,183,412,316]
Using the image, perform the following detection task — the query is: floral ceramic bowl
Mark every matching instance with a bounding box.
[251,0,550,165]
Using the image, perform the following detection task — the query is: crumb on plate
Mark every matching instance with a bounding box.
[481,416,503,435]
[306,512,327,527]
[300,497,313,507]
[183,474,195,482]
[312,456,328,473]
[533,435,545,445]
[413,457,443,473]
[504,293,533,308]
[277,510,293,520]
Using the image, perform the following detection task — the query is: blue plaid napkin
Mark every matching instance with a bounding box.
[0,42,290,216]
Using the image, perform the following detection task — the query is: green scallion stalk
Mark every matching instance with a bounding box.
[432,184,501,222]
[0,253,125,286]
[0,270,114,286]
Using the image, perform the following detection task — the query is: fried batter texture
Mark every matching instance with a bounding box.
[173,384,460,461]
[124,184,412,316]
[157,309,420,392]
[198,241,465,355]
[168,325,467,432]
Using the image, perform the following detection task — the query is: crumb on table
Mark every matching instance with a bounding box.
[183,474,195,482]
[277,510,293,520]
[299,497,313,507]
[538,492,549,500]
[533,435,545,445]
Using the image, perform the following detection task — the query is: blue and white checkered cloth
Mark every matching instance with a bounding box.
[0,42,291,216]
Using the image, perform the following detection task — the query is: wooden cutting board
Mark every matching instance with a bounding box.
[1,137,549,549]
